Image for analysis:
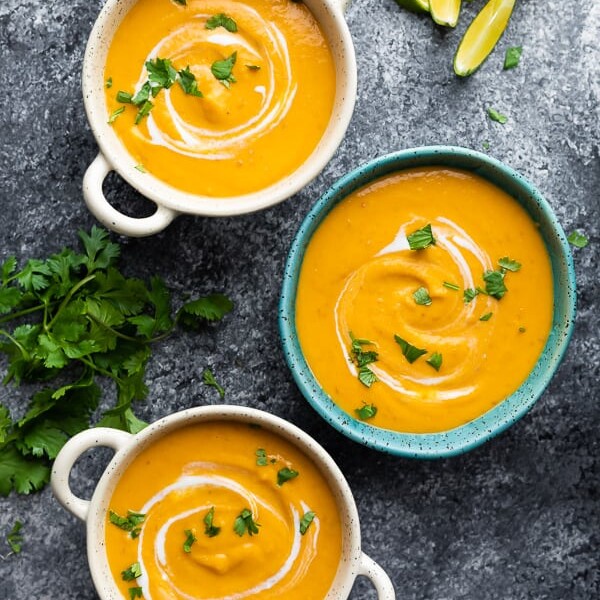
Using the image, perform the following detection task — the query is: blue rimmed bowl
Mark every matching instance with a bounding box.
[278,146,577,458]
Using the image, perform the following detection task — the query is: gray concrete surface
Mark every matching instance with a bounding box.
[0,0,599,598]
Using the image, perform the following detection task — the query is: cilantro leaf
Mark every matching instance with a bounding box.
[407,224,435,250]
[183,529,197,553]
[234,509,260,536]
[443,281,460,291]
[79,227,120,273]
[179,294,233,326]
[0,445,50,496]
[173,0,187,4]
[504,46,522,70]
[108,106,125,125]
[299,511,315,535]
[349,334,379,368]
[202,368,225,398]
[109,510,146,538]
[255,448,268,466]
[483,270,507,299]
[358,366,378,388]
[463,288,479,303]
[355,403,377,420]
[0,405,12,443]
[146,57,178,94]
[135,100,154,125]
[6,521,23,554]
[488,108,508,124]
[246,64,261,71]
[131,82,152,106]
[567,231,588,248]
[211,52,237,88]
[106,77,113,89]
[1,256,17,284]
[128,588,143,600]
[206,13,238,32]
[203,507,221,537]
[498,257,521,272]
[0,287,22,315]
[122,562,142,581]
[177,66,203,97]
[426,352,442,371]
[117,91,133,104]
[394,335,427,364]
[277,467,299,486]
[413,286,432,306]
[480,312,493,321]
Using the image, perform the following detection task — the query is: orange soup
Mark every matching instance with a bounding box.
[105,421,342,599]
[104,0,336,196]
[295,167,554,433]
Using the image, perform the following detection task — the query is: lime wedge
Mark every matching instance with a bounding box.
[429,0,461,27]
[394,0,430,14]
[454,0,516,76]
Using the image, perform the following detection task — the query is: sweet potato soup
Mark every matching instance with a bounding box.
[104,0,336,196]
[105,421,342,599]
[295,167,554,433]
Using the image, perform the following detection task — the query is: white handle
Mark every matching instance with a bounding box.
[83,153,177,237]
[359,553,396,599]
[51,428,133,521]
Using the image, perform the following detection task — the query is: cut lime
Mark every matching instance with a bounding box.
[454,0,516,76]
[394,0,430,14]
[429,0,461,27]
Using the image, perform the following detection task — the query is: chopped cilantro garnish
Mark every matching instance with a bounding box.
[413,286,432,306]
[134,100,154,125]
[504,46,522,70]
[394,335,427,364]
[203,507,221,538]
[426,352,442,371]
[206,13,238,32]
[407,224,436,250]
[355,403,377,420]
[350,334,379,367]
[108,107,125,125]
[177,66,203,97]
[234,509,260,536]
[202,368,225,398]
[567,231,589,248]
[246,64,261,71]
[299,511,316,535]
[183,529,196,553]
[358,366,378,387]
[256,448,268,466]
[173,0,187,4]
[131,82,151,106]
[106,77,113,89]
[109,510,146,538]
[121,562,142,581]
[498,257,521,272]
[519,326,526,333]
[483,270,507,299]
[128,587,143,599]
[6,521,23,554]
[479,312,493,321]
[134,164,147,173]
[443,281,460,291]
[116,91,133,104]
[211,52,237,88]
[487,108,508,124]
[146,58,178,94]
[463,288,479,303]
[277,467,299,486]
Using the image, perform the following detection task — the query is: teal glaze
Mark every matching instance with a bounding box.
[278,146,577,458]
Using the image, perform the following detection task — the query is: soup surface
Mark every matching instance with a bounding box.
[103,0,336,196]
[105,421,342,599]
[295,167,554,433]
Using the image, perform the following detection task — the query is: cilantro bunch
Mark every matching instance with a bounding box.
[0,227,232,496]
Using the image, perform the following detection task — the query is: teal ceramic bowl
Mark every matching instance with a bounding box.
[279,146,576,458]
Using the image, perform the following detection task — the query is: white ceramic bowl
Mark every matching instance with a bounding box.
[82,0,357,236]
[51,405,395,599]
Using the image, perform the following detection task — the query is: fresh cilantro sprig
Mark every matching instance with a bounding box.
[407,224,436,250]
[349,334,379,388]
[211,52,237,88]
[299,511,316,535]
[277,467,299,486]
[233,509,260,536]
[109,510,146,538]
[183,529,197,553]
[355,403,377,421]
[202,368,225,398]
[5,521,23,555]
[394,335,427,364]
[0,227,232,496]
[206,13,238,32]
[122,562,142,581]
[203,507,221,538]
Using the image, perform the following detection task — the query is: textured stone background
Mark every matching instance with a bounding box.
[0,0,599,598]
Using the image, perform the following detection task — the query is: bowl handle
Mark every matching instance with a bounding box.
[51,427,133,522]
[359,553,396,599]
[83,153,178,237]
[334,0,353,13]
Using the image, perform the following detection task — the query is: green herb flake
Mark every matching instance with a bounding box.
[116,90,133,104]
[6,521,23,554]
[479,312,493,321]
[203,507,221,538]
[350,334,379,368]
[488,107,508,124]
[183,529,197,553]
[173,0,187,4]
[108,107,125,125]
[134,164,147,173]
[498,257,521,272]
[482,141,490,150]
[277,467,299,486]
[504,46,522,70]
[255,448,269,466]
[394,335,427,364]
[463,288,479,304]
[121,562,142,582]
[177,66,203,97]
[358,366,378,388]
[206,13,238,32]
[233,509,260,536]
[246,64,261,71]
[134,100,154,125]
[211,52,237,88]
[519,326,526,333]
[146,57,178,94]
[299,511,316,535]
[106,77,113,89]
[109,510,146,538]
[355,403,377,421]
[128,587,143,600]
[483,270,507,299]
[131,82,151,106]
[407,224,436,250]
[426,352,442,371]
[413,286,432,306]
[567,231,589,248]
[443,281,460,291]
[202,367,225,398]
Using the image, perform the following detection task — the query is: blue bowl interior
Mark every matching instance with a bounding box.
[279,146,576,458]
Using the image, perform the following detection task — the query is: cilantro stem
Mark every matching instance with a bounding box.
[86,314,144,344]
[0,330,30,361]
[79,357,124,384]
[45,274,96,331]
[0,303,51,325]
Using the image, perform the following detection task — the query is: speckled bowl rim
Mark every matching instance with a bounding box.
[80,406,364,599]
[278,145,577,459]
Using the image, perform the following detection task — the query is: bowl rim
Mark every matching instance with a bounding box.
[81,0,357,217]
[278,145,577,458]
